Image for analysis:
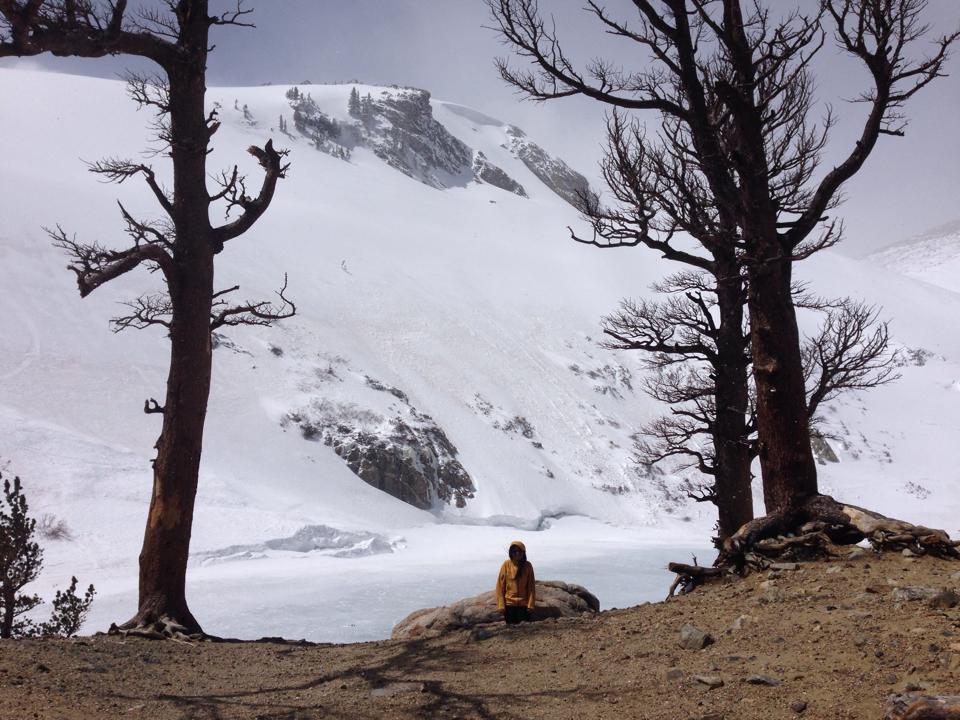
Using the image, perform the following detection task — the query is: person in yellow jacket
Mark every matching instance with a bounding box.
[495,540,535,623]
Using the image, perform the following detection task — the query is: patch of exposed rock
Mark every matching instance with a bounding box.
[284,85,593,204]
[473,151,527,196]
[286,398,475,510]
[287,85,523,193]
[506,125,596,208]
[391,580,600,639]
[811,430,839,464]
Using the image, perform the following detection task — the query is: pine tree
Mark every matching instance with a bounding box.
[348,86,361,117]
[360,93,374,124]
[0,473,41,638]
[0,472,95,638]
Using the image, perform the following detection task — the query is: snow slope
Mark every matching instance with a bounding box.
[1,69,958,641]
[867,219,960,294]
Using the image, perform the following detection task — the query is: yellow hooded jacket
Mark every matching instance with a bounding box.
[495,540,536,611]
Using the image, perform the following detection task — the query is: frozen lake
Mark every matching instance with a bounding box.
[81,517,714,643]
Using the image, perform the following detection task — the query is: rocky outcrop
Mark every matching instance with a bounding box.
[327,418,474,509]
[285,396,475,510]
[473,151,527,197]
[810,430,839,464]
[506,125,596,209]
[286,86,558,199]
[369,89,473,187]
[391,580,600,639]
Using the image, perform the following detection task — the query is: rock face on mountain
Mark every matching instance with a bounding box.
[367,88,473,187]
[391,580,600,639]
[284,390,475,510]
[286,84,590,207]
[505,125,595,209]
[288,85,522,192]
[473,151,527,197]
[325,417,474,509]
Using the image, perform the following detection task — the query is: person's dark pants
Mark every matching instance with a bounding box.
[504,606,530,624]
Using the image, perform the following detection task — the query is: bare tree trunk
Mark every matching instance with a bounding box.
[748,256,819,511]
[2,1,292,639]
[121,44,213,636]
[125,264,212,634]
[712,263,753,537]
[721,0,820,514]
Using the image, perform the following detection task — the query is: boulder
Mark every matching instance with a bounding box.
[679,623,714,650]
[391,580,599,639]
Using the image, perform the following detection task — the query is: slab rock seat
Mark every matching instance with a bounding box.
[391,580,600,639]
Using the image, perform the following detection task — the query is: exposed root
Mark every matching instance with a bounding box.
[885,693,960,720]
[108,615,206,643]
[668,494,958,593]
[719,494,959,571]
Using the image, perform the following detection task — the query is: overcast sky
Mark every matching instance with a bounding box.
[3,0,958,255]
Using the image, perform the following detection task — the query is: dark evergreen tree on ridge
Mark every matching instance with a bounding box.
[348,86,361,117]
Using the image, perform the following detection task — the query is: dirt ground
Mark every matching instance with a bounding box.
[2,551,959,720]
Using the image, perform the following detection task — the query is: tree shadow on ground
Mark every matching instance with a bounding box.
[106,630,615,720]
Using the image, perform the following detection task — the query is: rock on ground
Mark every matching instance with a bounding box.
[391,580,599,639]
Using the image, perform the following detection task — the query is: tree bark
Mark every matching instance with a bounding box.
[748,256,819,511]
[711,258,753,538]
[119,19,213,636]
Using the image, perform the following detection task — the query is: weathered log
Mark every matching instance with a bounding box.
[885,693,960,719]
[666,563,724,597]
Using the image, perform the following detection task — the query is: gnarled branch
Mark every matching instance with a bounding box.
[210,139,289,250]
[209,273,296,330]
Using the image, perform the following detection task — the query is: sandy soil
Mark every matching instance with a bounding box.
[2,551,959,720]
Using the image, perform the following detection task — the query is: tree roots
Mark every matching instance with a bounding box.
[668,494,959,595]
[108,614,206,642]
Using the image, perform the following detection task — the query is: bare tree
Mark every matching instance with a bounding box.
[1,1,292,637]
[606,275,898,542]
[603,271,752,542]
[489,0,957,551]
[803,300,900,425]
[575,88,757,543]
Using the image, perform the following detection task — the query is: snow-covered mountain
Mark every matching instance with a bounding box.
[867,219,960,294]
[2,69,959,641]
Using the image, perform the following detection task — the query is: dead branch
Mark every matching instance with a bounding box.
[112,293,172,332]
[885,694,960,720]
[87,158,172,214]
[48,226,172,298]
[209,273,296,330]
[667,562,724,597]
[210,140,289,250]
[803,298,900,421]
